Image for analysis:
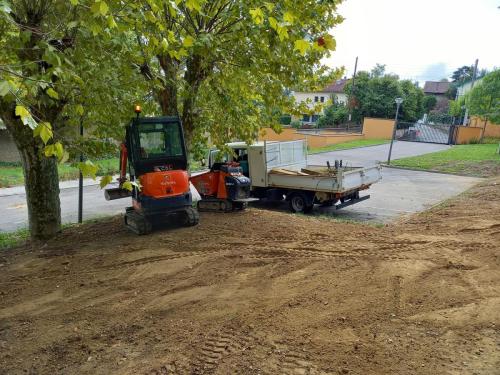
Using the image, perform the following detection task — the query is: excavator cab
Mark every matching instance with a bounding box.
[105,115,199,234]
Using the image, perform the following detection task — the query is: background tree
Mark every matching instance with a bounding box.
[317,103,348,127]
[451,65,474,82]
[370,63,386,78]
[468,69,500,144]
[423,95,437,113]
[345,68,424,123]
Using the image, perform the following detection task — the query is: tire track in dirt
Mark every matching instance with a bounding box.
[190,327,256,374]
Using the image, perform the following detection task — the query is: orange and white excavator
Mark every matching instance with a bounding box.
[104,107,198,234]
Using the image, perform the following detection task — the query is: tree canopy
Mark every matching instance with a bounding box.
[345,68,425,123]
[0,0,345,240]
[468,69,500,124]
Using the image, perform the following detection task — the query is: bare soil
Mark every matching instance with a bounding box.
[1,179,499,375]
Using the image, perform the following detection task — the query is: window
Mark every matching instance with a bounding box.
[320,96,325,103]
[314,96,319,102]
[311,115,320,122]
[302,114,310,122]
[138,123,183,159]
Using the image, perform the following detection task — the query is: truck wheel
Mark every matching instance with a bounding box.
[289,192,313,213]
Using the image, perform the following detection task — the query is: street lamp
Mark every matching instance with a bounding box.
[387,97,403,165]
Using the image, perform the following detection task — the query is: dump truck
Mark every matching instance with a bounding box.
[206,140,382,213]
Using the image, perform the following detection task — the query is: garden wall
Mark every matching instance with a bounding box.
[259,117,395,148]
[469,117,500,138]
[455,126,482,144]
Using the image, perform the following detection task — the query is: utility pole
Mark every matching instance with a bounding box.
[348,56,358,123]
[78,118,84,224]
[387,98,403,165]
[462,58,478,126]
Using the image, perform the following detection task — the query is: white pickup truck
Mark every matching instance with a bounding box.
[207,140,382,213]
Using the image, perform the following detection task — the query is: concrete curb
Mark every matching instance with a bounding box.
[381,164,486,178]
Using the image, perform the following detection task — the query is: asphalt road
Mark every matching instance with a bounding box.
[0,141,482,231]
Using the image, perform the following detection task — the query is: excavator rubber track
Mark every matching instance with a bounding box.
[124,208,153,235]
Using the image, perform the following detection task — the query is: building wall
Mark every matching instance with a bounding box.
[0,130,21,163]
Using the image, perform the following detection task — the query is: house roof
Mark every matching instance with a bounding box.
[423,81,451,95]
[323,78,348,93]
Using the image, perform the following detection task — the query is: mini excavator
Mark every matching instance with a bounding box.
[190,161,256,212]
[104,106,199,234]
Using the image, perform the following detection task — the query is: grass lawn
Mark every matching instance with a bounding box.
[308,139,389,154]
[0,158,120,188]
[391,142,500,177]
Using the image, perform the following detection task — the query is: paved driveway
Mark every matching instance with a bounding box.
[308,141,450,167]
[0,141,482,231]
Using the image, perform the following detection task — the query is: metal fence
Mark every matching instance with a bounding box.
[396,122,456,145]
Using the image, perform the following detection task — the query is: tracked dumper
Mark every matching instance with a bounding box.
[208,140,382,213]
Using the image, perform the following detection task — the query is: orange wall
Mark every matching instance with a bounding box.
[259,127,364,148]
[259,117,395,147]
[362,118,395,139]
[455,126,482,144]
[469,117,500,138]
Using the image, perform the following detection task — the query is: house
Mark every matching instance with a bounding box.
[456,78,482,98]
[423,81,451,98]
[293,78,349,124]
[423,81,451,114]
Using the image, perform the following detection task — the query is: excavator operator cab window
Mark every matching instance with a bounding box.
[138,123,184,160]
[128,117,188,175]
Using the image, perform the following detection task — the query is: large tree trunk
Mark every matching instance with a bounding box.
[1,106,61,241]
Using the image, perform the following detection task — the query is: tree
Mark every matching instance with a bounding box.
[0,1,145,240]
[370,63,386,78]
[345,69,425,123]
[115,1,344,153]
[317,103,348,127]
[423,95,437,113]
[451,65,473,82]
[468,69,500,142]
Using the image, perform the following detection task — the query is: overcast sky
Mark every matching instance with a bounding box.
[324,0,500,83]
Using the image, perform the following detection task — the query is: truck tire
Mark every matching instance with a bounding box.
[288,192,313,213]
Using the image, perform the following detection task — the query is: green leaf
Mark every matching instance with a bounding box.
[294,39,310,56]
[69,0,79,5]
[46,87,59,100]
[107,15,117,29]
[185,0,202,12]
[99,1,109,16]
[78,160,99,179]
[268,16,278,30]
[15,105,30,119]
[33,122,53,144]
[160,38,169,52]
[264,2,274,12]
[122,180,133,191]
[99,175,113,189]
[183,36,194,48]
[249,8,264,25]
[283,11,295,24]
[75,104,84,116]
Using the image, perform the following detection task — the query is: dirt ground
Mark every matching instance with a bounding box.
[1,178,499,375]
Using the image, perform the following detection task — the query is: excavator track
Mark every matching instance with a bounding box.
[197,199,235,213]
[124,208,153,235]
